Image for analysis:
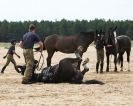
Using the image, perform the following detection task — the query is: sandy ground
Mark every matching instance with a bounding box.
[0,46,133,106]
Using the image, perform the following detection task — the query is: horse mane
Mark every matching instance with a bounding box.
[80,31,95,36]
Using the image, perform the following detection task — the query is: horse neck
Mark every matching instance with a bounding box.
[79,32,95,46]
[106,37,118,53]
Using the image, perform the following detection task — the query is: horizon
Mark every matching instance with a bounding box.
[0,18,133,23]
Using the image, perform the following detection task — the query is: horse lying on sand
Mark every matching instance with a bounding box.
[17,58,89,83]
[17,58,104,84]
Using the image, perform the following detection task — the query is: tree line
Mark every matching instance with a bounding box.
[0,19,133,42]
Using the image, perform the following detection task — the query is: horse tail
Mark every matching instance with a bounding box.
[82,80,104,85]
[117,54,121,65]
[41,37,46,50]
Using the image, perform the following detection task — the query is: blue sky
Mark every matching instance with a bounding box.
[0,0,132,21]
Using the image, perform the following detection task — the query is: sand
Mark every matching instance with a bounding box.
[0,46,133,106]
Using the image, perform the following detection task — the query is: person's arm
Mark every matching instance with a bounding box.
[3,53,8,59]
[34,34,43,51]
[13,50,20,58]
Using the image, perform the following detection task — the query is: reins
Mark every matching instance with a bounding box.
[36,51,45,71]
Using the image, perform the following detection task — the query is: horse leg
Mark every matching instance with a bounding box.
[96,62,99,73]
[100,50,104,73]
[47,51,55,67]
[100,63,104,73]
[106,54,109,72]
[126,49,131,72]
[77,53,83,70]
[114,54,117,72]
[119,53,124,71]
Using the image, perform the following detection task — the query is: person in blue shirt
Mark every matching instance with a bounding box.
[19,24,43,84]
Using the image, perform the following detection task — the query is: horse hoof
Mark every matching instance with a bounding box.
[127,70,130,72]
[114,70,117,72]
[120,69,123,71]
[100,71,103,74]
[106,70,109,72]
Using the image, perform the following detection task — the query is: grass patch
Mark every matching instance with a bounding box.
[0,43,10,48]
[131,41,133,46]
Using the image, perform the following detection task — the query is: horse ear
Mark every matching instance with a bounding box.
[100,29,102,34]
[113,26,117,31]
[96,30,99,34]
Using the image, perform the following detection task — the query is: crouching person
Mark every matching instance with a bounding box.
[1,39,20,74]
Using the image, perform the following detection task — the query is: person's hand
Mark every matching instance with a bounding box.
[3,56,6,59]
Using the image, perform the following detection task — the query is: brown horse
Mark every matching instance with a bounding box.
[35,31,96,68]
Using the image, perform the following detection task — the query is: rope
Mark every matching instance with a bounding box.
[38,52,44,71]
[36,51,44,71]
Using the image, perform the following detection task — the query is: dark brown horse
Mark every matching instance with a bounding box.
[35,31,96,68]
[103,27,131,72]
[17,57,104,84]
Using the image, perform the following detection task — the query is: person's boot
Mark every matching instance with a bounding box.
[100,63,103,73]
[1,66,6,74]
[96,62,99,73]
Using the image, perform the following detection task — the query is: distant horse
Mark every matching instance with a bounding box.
[104,27,131,72]
[35,31,96,68]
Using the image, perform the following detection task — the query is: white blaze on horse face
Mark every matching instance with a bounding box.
[113,31,117,37]
[113,31,117,44]
[97,34,100,37]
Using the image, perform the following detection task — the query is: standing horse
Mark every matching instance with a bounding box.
[104,27,131,72]
[35,31,96,68]
[114,31,131,71]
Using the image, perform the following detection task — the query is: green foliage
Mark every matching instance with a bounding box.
[0,19,133,42]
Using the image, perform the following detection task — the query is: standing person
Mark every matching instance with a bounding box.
[19,24,43,84]
[1,39,20,74]
[95,31,105,73]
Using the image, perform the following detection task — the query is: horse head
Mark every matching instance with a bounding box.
[105,26,117,47]
[95,29,105,43]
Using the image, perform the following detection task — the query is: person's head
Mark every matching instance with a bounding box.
[29,24,36,32]
[11,39,16,45]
